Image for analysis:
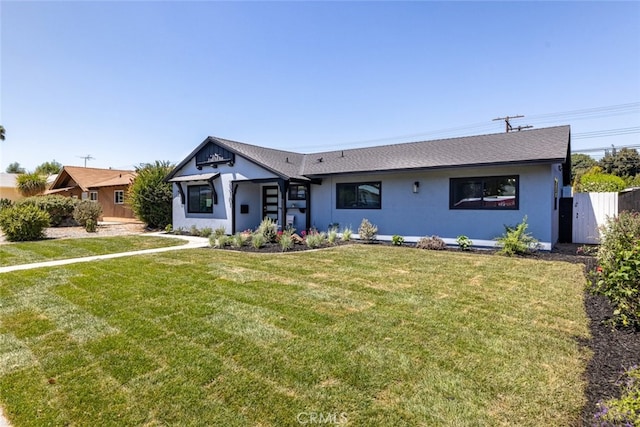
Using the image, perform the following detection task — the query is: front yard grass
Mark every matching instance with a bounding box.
[0,245,590,426]
[0,236,185,267]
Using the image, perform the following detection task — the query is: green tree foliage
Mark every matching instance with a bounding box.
[576,169,627,192]
[127,161,174,229]
[600,147,640,178]
[570,153,597,183]
[0,204,50,241]
[5,162,25,174]
[35,160,62,176]
[15,172,47,197]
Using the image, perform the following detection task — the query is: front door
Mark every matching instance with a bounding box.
[262,186,279,222]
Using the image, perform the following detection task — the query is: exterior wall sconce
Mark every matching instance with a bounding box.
[413,181,420,193]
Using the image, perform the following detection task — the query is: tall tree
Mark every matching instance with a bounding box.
[600,147,640,178]
[571,153,597,183]
[127,161,174,229]
[35,160,63,176]
[5,162,26,174]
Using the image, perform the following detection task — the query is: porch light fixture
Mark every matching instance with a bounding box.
[413,181,420,193]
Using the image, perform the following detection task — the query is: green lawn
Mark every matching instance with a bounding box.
[0,235,185,267]
[0,245,590,426]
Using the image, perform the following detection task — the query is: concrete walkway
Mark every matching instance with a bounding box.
[0,233,209,426]
[0,233,210,274]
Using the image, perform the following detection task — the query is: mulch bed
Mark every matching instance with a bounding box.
[216,241,639,423]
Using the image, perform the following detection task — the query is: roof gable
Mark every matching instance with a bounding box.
[48,166,136,192]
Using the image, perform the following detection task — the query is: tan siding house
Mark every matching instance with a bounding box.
[0,173,21,201]
[46,166,136,219]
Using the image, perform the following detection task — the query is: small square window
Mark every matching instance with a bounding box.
[188,185,213,214]
[288,184,306,200]
[89,191,98,201]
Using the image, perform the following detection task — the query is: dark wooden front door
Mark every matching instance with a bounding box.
[262,186,279,222]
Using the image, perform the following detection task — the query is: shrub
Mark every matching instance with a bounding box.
[165,224,173,233]
[213,226,226,238]
[128,161,174,229]
[209,234,229,248]
[358,218,378,243]
[591,211,640,328]
[257,217,278,242]
[416,235,446,250]
[278,229,294,252]
[576,171,626,192]
[341,227,352,242]
[199,227,213,238]
[456,235,473,251]
[73,200,103,232]
[327,228,338,245]
[495,216,539,256]
[251,232,266,249]
[230,232,248,248]
[391,235,405,246]
[16,195,78,226]
[305,231,326,248]
[0,204,50,241]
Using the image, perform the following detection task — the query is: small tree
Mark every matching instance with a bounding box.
[35,160,62,176]
[571,153,597,183]
[576,170,626,193]
[127,161,174,229]
[16,172,47,197]
[5,162,25,174]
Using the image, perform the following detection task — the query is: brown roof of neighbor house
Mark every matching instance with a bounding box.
[168,125,571,181]
[47,166,136,193]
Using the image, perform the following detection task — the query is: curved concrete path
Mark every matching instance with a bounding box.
[0,233,209,426]
[0,233,209,274]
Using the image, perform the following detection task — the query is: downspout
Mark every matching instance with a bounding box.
[305,182,311,233]
[279,179,287,228]
[231,184,238,234]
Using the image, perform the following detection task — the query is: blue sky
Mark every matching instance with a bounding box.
[1,1,639,171]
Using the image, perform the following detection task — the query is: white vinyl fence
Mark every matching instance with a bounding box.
[572,192,618,244]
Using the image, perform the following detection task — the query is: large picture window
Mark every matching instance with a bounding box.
[188,185,213,214]
[450,176,518,210]
[336,182,381,209]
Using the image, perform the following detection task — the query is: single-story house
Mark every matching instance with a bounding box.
[0,173,21,201]
[46,166,136,219]
[165,125,571,249]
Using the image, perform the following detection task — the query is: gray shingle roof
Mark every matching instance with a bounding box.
[169,126,570,181]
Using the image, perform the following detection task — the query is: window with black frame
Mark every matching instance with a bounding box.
[288,184,306,201]
[188,185,213,213]
[336,182,381,209]
[450,176,518,210]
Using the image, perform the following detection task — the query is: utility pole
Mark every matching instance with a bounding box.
[78,155,95,167]
[493,115,532,133]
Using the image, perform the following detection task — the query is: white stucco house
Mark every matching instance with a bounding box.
[165,125,571,249]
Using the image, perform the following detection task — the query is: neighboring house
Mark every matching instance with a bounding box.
[46,166,136,219]
[165,125,571,249]
[0,173,21,201]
